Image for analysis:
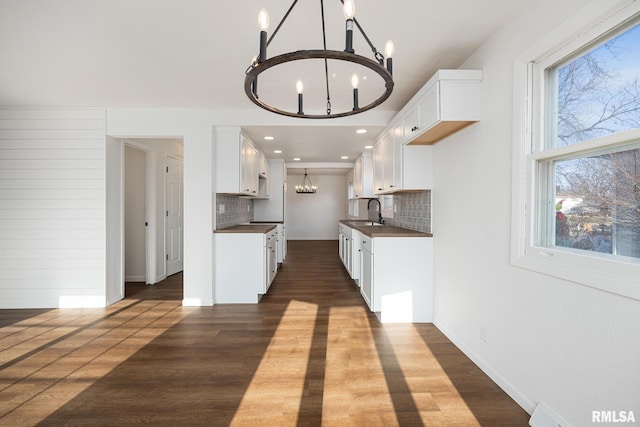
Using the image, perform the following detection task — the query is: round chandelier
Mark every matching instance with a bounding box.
[244,0,395,119]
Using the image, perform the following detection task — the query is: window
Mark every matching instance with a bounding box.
[513,1,640,300]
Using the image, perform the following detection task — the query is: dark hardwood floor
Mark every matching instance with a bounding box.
[0,240,529,426]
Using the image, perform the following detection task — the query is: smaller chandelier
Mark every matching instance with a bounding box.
[295,169,317,194]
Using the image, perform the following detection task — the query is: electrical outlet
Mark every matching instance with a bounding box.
[219,204,225,214]
[247,205,250,212]
[480,322,488,343]
[393,202,397,213]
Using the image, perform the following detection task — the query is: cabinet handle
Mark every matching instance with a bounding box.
[363,240,366,244]
[390,185,395,188]
[378,188,384,191]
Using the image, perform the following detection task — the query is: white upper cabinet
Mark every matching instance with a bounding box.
[257,151,269,179]
[396,69,482,145]
[353,152,374,199]
[215,126,264,196]
[373,131,432,194]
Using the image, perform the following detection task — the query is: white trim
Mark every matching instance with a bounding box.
[511,0,640,302]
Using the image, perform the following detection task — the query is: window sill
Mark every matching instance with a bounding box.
[511,246,640,301]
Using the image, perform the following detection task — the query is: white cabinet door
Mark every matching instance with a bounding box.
[361,245,373,310]
[216,127,265,196]
[267,232,277,288]
[373,138,385,195]
[374,132,394,195]
[241,138,258,196]
[350,229,361,283]
[345,235,352,276]
[402,106,420,144]
[418,83,439,133]
[353,155,363,198]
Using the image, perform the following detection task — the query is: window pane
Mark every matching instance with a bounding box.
[554,147,640,258]
[552,22,640,147]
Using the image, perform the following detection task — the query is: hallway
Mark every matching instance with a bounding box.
[0,241,528,426]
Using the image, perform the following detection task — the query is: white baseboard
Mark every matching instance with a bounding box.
[125,275,145,282]
[433,319,537,417]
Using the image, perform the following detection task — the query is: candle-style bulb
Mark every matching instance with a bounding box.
[344,0,355,53]
[296,80,304,115]
[352,74,359,111]
[258,9,269,63]
[343,0,355,19]
[385,40,394,75]
[385,40,395,58]
[258,8,269,31]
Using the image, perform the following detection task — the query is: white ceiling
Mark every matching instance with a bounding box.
[0,0,520,171]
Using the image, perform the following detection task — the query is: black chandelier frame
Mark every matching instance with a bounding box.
[244,0,394,119]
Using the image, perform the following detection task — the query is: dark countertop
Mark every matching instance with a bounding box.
[340,219,433,238]
[214,224,277,234]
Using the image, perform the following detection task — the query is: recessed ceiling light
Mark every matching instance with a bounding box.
[293,157,301,161]
[264,136,274,140]
[341,156,349,159]
[364,145,373,149]
[274,150,282,154]
[356,129,367,134]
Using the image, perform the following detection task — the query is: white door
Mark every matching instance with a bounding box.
[165,156,183,276]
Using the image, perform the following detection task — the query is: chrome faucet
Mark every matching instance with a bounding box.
[367,198,384,225]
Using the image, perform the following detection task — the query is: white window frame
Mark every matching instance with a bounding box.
[511,0,640,301]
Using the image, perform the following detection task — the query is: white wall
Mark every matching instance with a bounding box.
[107,109,214,306]
[124,145,146,281]
[431,0,640,425]
[286,173,347,240]
[0,108,108,308]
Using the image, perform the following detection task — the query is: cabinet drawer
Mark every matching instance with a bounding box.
[361,234,373,254]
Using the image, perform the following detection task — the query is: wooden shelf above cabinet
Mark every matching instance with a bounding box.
[408,120,477,145]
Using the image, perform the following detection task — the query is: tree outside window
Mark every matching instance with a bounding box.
[550,22,640,259]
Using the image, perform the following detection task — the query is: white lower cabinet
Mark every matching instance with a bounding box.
[266,229,277,287]
[360,238,373,308]
[214,228,277,303]
[339,223,361,281]
[359,234,433,323]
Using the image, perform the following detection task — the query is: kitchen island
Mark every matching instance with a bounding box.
[214,224,278,303]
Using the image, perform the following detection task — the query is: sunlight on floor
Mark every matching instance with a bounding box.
[230,299,318,426]
[0,299,190,425]
[384,324,479,425]
[322,305,398,425]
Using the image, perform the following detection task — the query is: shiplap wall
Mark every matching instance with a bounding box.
[0,109,107,308]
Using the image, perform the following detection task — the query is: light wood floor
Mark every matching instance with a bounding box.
[0,240,529,426]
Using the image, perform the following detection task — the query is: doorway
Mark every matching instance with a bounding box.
[124,139,184,288]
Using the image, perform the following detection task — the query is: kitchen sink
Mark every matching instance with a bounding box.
[349,221,385,227]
